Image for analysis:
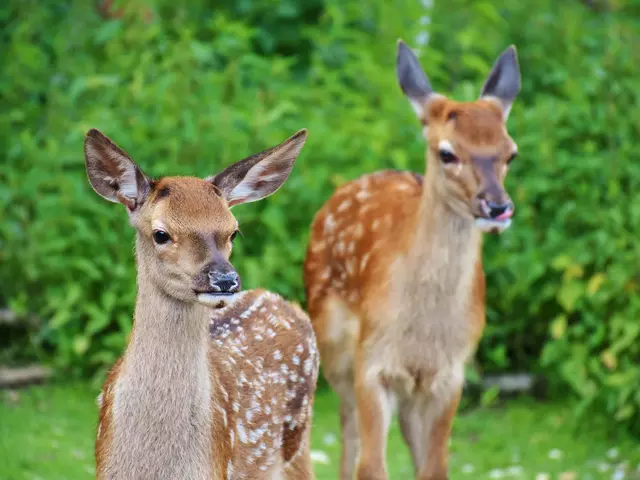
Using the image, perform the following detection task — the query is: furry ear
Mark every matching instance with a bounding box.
[480,45,521,120]
[210,129,308,207]
[396,39,435,118]
[84,129,151,211]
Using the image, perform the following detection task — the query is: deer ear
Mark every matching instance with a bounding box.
[84,129,151,211]
[480,45,521,120]
[396,39,434,118]
[209,129,307,207]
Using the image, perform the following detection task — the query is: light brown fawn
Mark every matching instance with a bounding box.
[85,128,319,479]
[304,41,521,480]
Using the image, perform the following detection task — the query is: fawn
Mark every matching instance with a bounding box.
[304,41,521,480]
[85,129,319,479]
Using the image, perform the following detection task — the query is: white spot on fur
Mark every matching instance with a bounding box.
[337,199,352,212]
[356,190,370,201]
[324,214,336,233]
[304,357,314,376]
[226,460,233,480]
[237,419,249,444]
[360,252,370,272]
[217,405,228,428]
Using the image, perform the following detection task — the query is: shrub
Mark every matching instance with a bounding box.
[1,0,638,433]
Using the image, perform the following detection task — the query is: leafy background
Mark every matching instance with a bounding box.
[1,0,639,435]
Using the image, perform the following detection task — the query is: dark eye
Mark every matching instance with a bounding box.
[230,231,238,243]
[153,230,171,245]
[439,150,458,164]
[507,152,518,165]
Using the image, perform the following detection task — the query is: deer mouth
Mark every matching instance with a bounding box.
[474,199,514,233]
[475,217,512,233]
[195,291,240,309]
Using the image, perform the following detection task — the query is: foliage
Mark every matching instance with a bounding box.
[3,384,640,479]
[1,0,639,433]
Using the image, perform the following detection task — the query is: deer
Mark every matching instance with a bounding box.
[84,128,320,480]
[303,40,521,480]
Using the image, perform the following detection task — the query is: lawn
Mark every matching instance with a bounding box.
[0,383,639,479]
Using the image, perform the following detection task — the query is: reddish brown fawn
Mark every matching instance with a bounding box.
[304,41,521,480]
[85,129,319,479]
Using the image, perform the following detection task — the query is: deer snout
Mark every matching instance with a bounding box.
[476,190,514,220]
[473,191,514,233]
[208,270,241,294]
[483,199,514,220]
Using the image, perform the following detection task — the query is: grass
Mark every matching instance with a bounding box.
[0,383,639,479]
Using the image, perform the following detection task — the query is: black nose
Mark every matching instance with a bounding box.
[208,271,240,294]
[486,201,512,219]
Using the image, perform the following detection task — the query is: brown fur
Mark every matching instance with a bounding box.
[85,129,318,479]
[304,43,520,480]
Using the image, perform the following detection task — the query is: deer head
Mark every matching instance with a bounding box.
[397,40,521,233]
[84,129,307,307]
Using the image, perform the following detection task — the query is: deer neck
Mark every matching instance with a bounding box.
[108,244,214,478]
[402,165,482,312]
[125,276,210,390]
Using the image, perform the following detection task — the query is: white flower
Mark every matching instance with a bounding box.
[322,433,337,446]
[607,448,619,459]
[309,450,330,465]
[548,449,563,460]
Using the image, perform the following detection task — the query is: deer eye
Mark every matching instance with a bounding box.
[230,231,238,243]
[153,230,171,245]
[507,152,518,165]
[439,149,458,164]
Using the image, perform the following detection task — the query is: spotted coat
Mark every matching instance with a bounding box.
[96,289,319,480]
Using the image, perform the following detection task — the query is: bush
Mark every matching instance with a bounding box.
[1,0,638,433]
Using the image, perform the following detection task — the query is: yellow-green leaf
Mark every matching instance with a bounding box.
[587,273,606,296]
[73,336,90,355]
[551,255,573,270]
[557,282,584,312]
[563,264,584,280]
[600,350,617,370]
[551,314,567,339]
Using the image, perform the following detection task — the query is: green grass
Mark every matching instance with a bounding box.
[0,383,639,479]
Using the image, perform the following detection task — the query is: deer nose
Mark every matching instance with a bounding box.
[486,201,514,220]
[207,271,240,294]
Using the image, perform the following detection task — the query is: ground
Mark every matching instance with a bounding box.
[0,383,639,479]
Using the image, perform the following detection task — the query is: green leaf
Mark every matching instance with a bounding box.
[557,282,584,313]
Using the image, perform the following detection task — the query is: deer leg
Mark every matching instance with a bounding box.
[354,374,393,480]
[340,397,359,480]
[398,398,425,476]
[283,429,314,480]
[417,388,461,480]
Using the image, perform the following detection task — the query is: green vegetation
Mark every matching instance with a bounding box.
[1,383,639,479]
[1,0,639,434]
